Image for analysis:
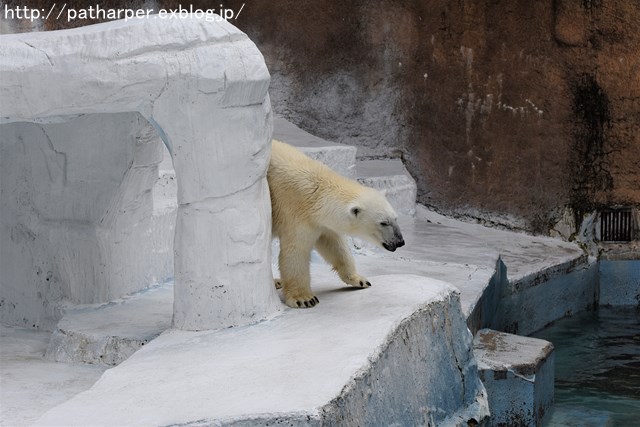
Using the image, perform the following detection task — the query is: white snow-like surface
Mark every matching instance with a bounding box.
[0,15,279,331]
[415,207,584,283]
[44,284,174,366]
[0,326,106,426]
[33,275,461,426]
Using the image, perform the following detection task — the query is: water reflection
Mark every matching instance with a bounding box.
[533,307,640,426]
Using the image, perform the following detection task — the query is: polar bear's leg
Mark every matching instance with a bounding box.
[278,228,320,308]
[315,231,371,288]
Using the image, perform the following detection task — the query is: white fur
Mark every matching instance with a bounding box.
[268,140,404,308]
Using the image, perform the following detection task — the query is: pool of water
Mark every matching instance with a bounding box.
[532,307,640,426]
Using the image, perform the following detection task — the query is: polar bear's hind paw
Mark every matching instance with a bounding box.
[299,296,320,308]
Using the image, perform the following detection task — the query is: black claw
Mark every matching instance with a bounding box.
[297,301,302,307]
[309,299,316,307]
[314,296,319,303]
[304,300,310,307]
[359,280,364,287]
[366,281,371,287]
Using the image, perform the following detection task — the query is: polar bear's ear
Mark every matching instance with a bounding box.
[350,206,361,218]
[379,189,388,197]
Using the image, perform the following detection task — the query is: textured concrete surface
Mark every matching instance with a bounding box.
[357,159,417,215]
[0,114,171,331]
[34,276,489,427]
[0,326,106,426]
[44,284,173,366]
[599,260,640,306]
[474,329,554,427]
[0,16,280,331]
[492,257,600,336]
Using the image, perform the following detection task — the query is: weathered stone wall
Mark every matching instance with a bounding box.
[220,0,640,235]
[4,0,639,235]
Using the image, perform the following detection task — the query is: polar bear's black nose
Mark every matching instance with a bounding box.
[394,228,405,248]
[382,238,405,252]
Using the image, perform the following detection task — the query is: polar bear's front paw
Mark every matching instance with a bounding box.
[284,291,319,308]
[274,278,283,289]
[344,273,372,288]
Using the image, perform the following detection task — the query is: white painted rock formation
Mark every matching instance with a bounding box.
[34,275,489,426]
[0,16,281,331]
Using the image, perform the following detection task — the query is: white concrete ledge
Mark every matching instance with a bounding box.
[44,285,173,366]
[34,275,489,426]
[0,16,281,331]
[357,159,417,216]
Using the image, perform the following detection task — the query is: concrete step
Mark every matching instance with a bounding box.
[357,159,417,216]
[274,116,417,214]
[473,329,555,426]
[45,284,173,366]
[272,116,357,179]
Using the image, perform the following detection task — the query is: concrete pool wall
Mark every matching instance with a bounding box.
[470,256,601,336]
[471,248,638,426]
[473,256,639,338]
[599,259,640,307]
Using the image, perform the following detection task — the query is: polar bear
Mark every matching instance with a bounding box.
[268,140,405,308]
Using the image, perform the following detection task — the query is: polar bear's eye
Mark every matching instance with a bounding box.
[380,221,390,227]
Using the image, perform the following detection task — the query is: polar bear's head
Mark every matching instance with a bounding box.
[348,188,405,252]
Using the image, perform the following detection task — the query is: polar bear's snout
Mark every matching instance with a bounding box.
[382,223,405,252]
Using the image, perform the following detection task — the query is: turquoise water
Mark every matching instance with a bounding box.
[533,307,640,426]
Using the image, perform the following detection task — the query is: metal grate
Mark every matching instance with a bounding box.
[600,209,633,242]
